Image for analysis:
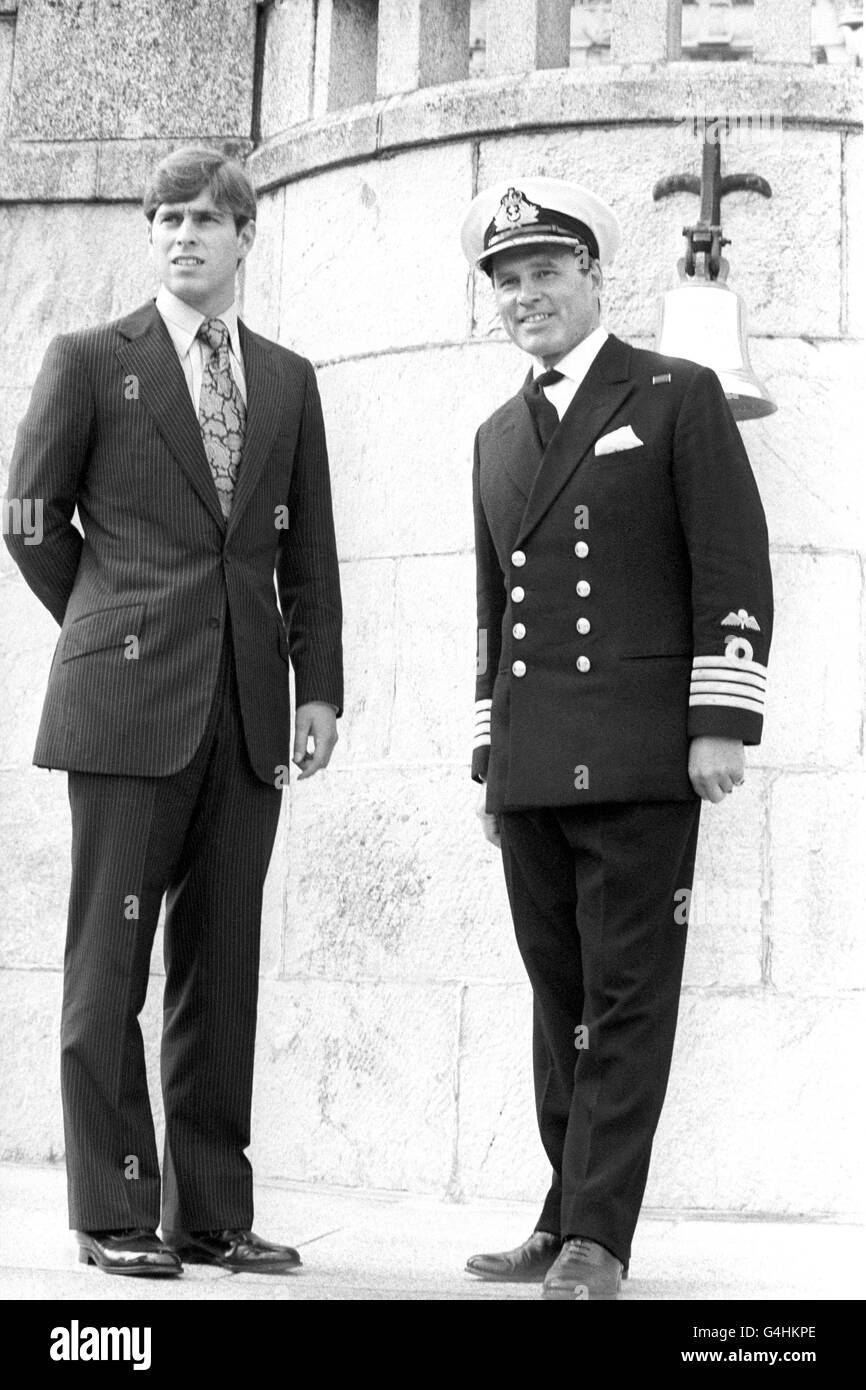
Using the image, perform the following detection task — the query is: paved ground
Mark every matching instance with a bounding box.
[1,1162,862,1301]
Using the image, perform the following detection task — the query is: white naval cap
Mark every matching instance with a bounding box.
[460,176,622,274]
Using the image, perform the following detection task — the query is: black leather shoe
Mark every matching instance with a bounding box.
[466,1230,563,1282]
[164,1228,301,1274]
[76,1228,182,1277]
[542,1236,623,1300]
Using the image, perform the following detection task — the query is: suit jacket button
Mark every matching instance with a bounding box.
[576,655,591,672]
[511,586,525,602]
[574,541,589,558]
[576,580,591,597]
[208,616,220,628]
[511,550,526,567]
[576,617,591,634]
[512,660,526,677]
[512,623,526,639]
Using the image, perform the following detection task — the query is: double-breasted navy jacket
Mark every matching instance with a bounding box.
[472,334,773,811]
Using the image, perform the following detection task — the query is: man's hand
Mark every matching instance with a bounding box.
[476,783,501,848]
[292,702,338,780]
[688,735,745,804]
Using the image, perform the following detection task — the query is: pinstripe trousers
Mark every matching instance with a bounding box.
[61,619,282,1233]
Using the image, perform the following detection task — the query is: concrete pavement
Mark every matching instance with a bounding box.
[1,1162,862,1301]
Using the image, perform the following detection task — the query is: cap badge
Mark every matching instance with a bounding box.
[493,187,541,232]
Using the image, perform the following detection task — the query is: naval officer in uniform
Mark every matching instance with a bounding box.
[460,178,773,1299]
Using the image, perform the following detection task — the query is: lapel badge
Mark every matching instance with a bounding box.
[652,373,671,385]
[493,187,541,233]
[722,609,761,631]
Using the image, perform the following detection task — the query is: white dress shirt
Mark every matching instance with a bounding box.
[155,285,247,409]
[533,325,609,420]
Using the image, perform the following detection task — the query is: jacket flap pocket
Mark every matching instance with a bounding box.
[62,603,146,663]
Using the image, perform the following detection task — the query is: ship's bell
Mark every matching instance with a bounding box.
[655,260,776,420]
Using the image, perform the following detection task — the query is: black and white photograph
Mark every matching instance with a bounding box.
[0,0,863,1355]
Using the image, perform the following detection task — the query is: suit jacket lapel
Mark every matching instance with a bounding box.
[227,321,281,534]
[115,302,226,530]
[115,304,284,534]
[489,388,543,501]
[516,335,636,547]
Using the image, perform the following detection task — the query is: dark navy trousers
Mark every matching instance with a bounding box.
[499,799,701,1266]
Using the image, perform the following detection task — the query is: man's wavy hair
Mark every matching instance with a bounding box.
[143,146,256,230]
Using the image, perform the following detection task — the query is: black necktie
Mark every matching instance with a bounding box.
[523,369,564,450]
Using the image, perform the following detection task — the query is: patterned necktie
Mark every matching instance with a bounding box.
[197,317,246,519]
[523,368,564,450]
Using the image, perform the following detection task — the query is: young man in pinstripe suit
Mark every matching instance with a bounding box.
[4,148,343,1276]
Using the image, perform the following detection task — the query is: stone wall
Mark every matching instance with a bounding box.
[1,0,863,1219]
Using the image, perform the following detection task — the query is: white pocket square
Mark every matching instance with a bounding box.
[594,425,644,456]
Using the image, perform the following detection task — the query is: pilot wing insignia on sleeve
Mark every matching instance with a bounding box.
[721,609,761,631]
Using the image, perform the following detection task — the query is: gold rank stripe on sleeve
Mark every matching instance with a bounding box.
[689,656,767,715]
[473,698,492,749]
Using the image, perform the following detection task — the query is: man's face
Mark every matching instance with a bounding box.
[148,189,256,315]
[491,245,602,367]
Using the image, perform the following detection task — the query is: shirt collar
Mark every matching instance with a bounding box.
[155,285,242,360]
[533,325,609,383]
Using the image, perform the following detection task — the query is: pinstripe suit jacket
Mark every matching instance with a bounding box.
[4,300,343,785]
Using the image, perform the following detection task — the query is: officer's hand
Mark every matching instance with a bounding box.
[476,783,501,848]
[688,735,745,804]
[293,703,338,779]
